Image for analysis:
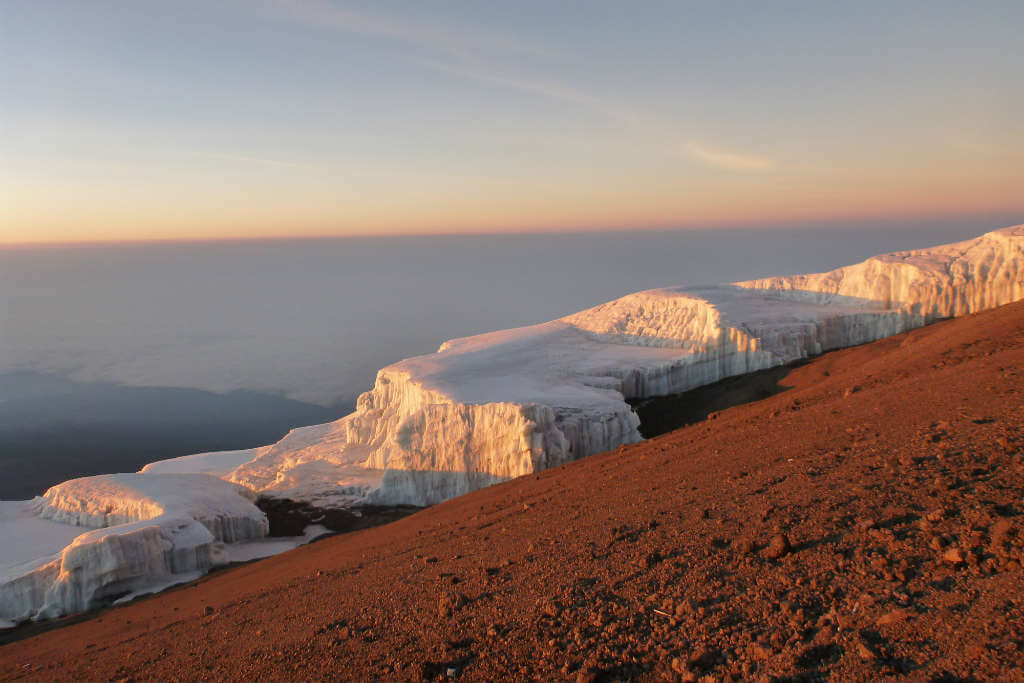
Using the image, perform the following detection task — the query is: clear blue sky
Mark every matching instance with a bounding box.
[2,0,1021,242]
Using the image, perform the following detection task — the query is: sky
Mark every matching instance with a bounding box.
[2,0,1022,244]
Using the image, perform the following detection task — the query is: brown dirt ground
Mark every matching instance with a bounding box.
[3,301,1024,683]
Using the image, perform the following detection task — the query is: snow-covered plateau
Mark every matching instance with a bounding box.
[2,224,1022,624]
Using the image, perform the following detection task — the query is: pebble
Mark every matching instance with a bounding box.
[856,640,876,660]
[876,608,912,626]
[943,547,966,565]
[733,538,756,555]
[765,534,792,559]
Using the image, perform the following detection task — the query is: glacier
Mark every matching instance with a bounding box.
[219,224,1024,506]
[2,224,1022,623]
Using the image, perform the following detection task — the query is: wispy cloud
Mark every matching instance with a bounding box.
[420,59,781,176]
[682,142,778,173]
[243,1,782,176]
[946,135,1018,158]
[247,0,560,61]
[413,58,631,120]
[199,152,310,168]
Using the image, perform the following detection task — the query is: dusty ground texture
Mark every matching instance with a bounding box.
[3,301,1023,683]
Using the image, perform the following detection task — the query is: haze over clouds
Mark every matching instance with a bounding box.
[2,1,1021,244]
[1,222,1010,408]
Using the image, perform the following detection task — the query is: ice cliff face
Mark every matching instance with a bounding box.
[224,225,1024,507]
[1,474,267,623]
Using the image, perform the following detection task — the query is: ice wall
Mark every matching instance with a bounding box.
[1,474,267,623]
[224,225,1024,507]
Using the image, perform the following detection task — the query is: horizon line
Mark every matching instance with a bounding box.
[3,210,1021,250]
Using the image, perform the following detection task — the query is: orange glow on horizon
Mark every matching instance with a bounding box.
[4,181,1022,246]
[4,144,1022,246]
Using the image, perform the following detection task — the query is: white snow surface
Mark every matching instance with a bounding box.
[139,449,258,477]
[1,473,267,623]
[210,225,1024,506]
[5,224,1023,623]
[223,524,332,563]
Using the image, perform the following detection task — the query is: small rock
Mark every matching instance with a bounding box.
[856,640,876,661]
[856,517,877,531]
[542,602,562,618]
[943,547,965,565]
[991,518,1014,542]
[689,647,720,671]
[876,608,912,626]
[764,534,792,559]
[203,606,215,616]
[639,551,662,568]
[733,538,755,555]
[812,627,834,646]
[438,590,468,618]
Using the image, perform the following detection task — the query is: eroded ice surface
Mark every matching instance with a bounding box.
[1,473,267,623]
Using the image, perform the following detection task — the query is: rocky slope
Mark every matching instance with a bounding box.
[3,297,1022,682]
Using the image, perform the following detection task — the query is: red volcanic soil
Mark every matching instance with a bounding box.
[3,302,1024,683]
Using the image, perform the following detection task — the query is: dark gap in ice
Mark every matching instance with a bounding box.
[256,497,421,537]
[628,361,803,438]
